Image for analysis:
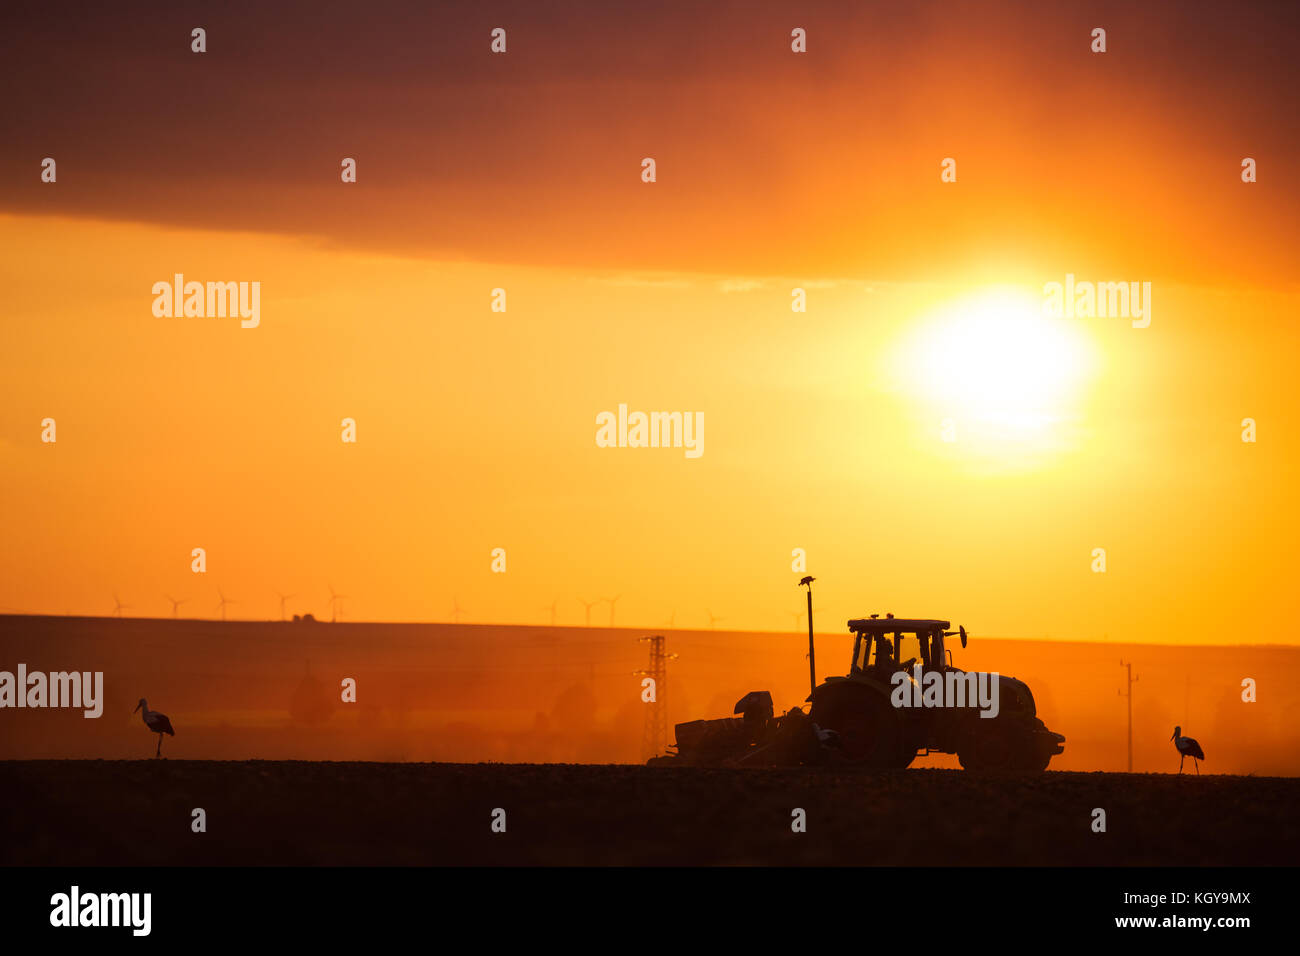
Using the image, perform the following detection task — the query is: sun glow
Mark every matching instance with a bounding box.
[893,287,1098,446]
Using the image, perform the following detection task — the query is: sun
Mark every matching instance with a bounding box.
[892,286,1098,446]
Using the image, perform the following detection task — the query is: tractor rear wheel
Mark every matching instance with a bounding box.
[811,684,910,769]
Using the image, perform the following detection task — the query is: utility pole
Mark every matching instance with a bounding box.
[636,635,676,761]
[800,576,817,698]
[1118,659,1138,772]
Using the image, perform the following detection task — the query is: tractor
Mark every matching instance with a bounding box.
[809,615,1064,770]
[649,613,1065,771]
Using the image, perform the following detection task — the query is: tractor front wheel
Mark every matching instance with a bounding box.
[958,719,1051,771]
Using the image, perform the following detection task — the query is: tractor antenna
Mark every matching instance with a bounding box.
[799,576,816,697]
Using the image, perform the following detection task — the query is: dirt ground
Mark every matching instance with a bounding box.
[1,761,1295,866]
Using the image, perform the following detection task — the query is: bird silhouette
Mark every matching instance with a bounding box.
[133,698,175,758]
[1171,725,1205,774]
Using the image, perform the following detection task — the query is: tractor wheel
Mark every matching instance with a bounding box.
[1023,751,1053,772]
[1016,721,1056,771]
[959,719,1049,771]
[958,729,1014,771]
[811,685,909,769]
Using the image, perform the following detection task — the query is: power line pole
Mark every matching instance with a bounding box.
[1118,659,1138,772]
[636,635,676,761]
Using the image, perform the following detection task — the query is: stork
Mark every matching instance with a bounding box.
[1171,725,1204,774]
[133,698,175,758]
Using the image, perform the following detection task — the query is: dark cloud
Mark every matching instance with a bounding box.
[1,0,1296,281]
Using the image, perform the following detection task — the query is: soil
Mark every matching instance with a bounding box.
[1,760,1293,866]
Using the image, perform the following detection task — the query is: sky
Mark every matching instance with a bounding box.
[1,0,1298,643]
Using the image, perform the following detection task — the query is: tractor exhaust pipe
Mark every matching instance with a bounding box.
[800,576,816,698]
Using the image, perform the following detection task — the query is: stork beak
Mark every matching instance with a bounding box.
[132,702,141,714]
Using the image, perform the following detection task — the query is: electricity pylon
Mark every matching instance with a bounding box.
[635,635,677,761]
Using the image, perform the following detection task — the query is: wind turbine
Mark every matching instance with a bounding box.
[275,590,295,621]
[541,599,558,626]
[580,598,600,627]
[112,593,130,618]
[450,596,464,624]
[706,609,724,629]
[789,606,822,629]
[327,585,347,623]
[604,595,622,627]
[215,588,235,621]
[164,595,187,618]
[663,608,676,627]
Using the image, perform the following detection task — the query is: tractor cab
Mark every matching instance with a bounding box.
[845,615,964,678]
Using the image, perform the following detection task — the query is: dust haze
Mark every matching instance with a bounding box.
[2,614,1292,775]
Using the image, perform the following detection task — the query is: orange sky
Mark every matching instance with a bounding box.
[1,1,1297,643]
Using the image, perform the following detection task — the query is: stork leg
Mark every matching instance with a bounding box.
[1194,757,1199,776]
[156,733,162,759]
[1178,754,1184,774]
